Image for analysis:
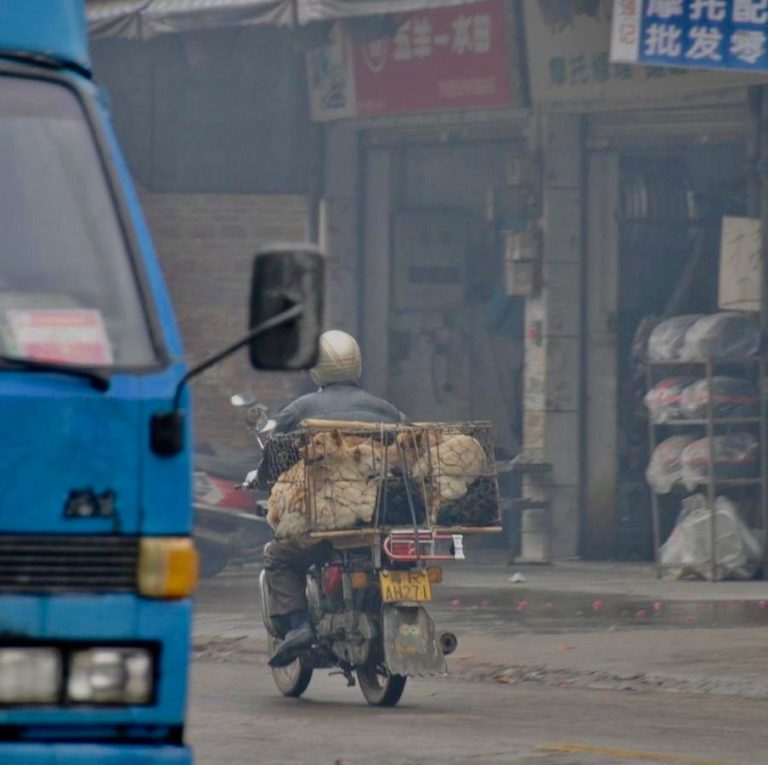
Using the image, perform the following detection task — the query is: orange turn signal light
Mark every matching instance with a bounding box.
[351,572,369,589]
[427,566,443,584]
[138,537,199,599]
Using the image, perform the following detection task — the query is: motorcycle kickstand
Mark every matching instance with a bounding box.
[329,661,355,687]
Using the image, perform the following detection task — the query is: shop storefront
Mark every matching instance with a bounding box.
[310,0,529,460]
[521,0,765,562]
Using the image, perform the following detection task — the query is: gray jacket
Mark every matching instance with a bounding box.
[273,381,406,434]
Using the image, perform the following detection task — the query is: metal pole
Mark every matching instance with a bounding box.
[706,358,717,582]
[758,87,768,579]
[648,363,662,579]
[760,87,768,336]
[760,359,768,579]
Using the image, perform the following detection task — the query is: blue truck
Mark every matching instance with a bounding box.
[0,2,323,762]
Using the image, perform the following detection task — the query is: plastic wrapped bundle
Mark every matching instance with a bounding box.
[679,377,759,420]
[680,312,760,361]
[647,315,704,361]
[681,433,760,490]
[644,377,696,423]
[646,435,697,494]
[660,494,762,581]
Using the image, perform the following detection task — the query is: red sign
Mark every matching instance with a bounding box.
[307,0,512,121]
[6,309,113,366]
[353,0,511,116]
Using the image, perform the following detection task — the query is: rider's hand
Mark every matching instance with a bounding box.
[243,469,259,489]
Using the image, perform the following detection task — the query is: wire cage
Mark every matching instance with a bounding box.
[261,421,501,537]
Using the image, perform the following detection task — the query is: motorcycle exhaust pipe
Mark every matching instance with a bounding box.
[439,631,458,656]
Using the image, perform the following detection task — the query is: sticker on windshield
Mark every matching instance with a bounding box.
[6,309,113,365]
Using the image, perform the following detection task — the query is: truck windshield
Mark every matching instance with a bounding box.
[0,75,156,368]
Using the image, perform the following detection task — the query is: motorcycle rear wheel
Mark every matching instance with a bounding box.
[357,663,406,707]
[267,635,313,697]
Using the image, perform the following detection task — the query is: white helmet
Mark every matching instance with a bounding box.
[310,330,362,386]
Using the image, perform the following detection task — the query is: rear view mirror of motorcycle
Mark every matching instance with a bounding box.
[248,243,325,371]
[244,404,269,432]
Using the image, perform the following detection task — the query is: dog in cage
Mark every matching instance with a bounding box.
[393,429,487,522]
[266,429,387,538]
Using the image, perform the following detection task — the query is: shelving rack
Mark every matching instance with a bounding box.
[646,357,768,581]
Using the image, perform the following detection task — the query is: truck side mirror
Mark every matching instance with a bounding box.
[248,243,325,371]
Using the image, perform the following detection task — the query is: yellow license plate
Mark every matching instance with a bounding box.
[379,570,432,603]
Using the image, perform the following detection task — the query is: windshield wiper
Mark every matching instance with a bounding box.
[0,355,110,392]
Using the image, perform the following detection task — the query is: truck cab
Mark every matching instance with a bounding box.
[0,3,200,762]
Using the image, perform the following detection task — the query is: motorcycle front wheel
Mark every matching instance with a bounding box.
[357,662,406,707]
[267,635,313,697]
[197,541,231,578]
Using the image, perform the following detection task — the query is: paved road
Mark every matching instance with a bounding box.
[188,655,765,765]
[188,565,768,765]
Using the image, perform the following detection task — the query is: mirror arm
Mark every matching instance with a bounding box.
[171,303,304,411]
[152,304,305,458]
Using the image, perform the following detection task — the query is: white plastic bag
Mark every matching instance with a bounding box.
[681,433,760,490]
[679,376,759,420]
[647,315,704,361]
[660,494,763,581]
[680,312,760,361]
[644,377,696,424]
[646,435,697,494]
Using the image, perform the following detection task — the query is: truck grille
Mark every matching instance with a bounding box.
[0,536,138,593]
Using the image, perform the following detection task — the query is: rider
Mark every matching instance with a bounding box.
[259,330,405,668]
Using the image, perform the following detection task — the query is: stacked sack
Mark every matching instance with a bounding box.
[645,376,760,493]
[644,311,761,494]
[644,312,763,579]
[647,312,760,363]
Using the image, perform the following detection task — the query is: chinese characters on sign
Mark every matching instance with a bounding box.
[525,0,747,105]
[306,0,513,121]
[392,12,492,61]
[612,0,768,71]
[547,50,686,89]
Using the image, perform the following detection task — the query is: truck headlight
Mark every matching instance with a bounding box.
[67,648,152,704]
[0,648,61,703]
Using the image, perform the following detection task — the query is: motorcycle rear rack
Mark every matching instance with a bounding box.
[382,529,465,562]
[308,526,501,554]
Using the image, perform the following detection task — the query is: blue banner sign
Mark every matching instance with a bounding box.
[612,0,768,71]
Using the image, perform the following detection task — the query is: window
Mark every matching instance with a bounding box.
[0,76,156,367]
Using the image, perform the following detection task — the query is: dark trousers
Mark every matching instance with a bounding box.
[264,538,332,616]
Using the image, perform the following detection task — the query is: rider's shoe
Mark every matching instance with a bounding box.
[268,622,314,668]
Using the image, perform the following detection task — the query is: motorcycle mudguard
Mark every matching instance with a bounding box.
[382,605,447,677]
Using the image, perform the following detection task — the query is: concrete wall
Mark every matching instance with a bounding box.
[140,191,311,452]
[521,113,584,559]
[321,123,361,336]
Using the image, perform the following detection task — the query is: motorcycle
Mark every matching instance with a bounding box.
[192,394,273,578]
[258,530,460,706]
[235,403,464,707]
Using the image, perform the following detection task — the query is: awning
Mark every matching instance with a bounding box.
[87,0,481,38]
[88,0,295,39]
[298,0,483,25]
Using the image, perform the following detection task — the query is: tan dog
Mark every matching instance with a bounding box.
[393,429,486,520]
[267,430,386,538]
